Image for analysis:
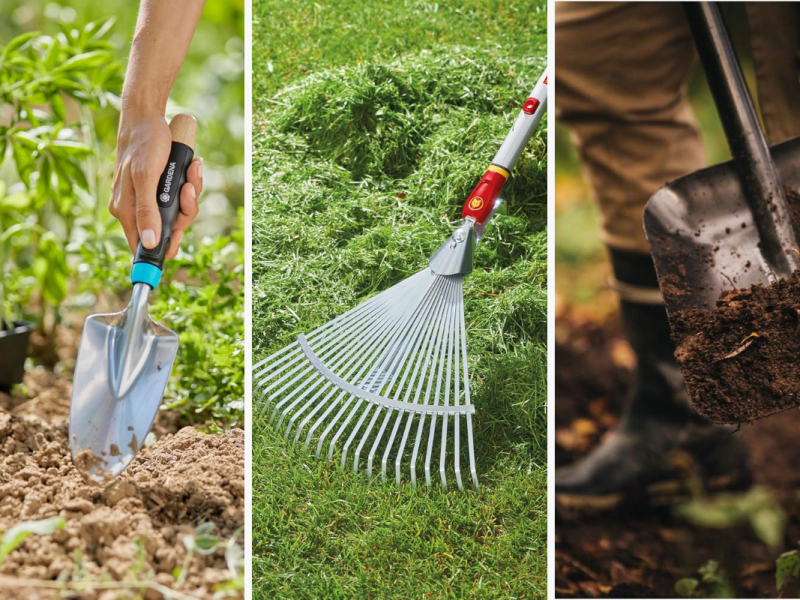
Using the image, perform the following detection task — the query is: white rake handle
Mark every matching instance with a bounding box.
[461,66,548,225]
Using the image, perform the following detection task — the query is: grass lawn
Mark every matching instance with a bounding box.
[251,1,548,597]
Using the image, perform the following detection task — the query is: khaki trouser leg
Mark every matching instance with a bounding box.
[747,3,800,144]
[556,2,800,254]
[555,2,705,254]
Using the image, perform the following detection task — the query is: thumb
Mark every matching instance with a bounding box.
[132,164,162,249]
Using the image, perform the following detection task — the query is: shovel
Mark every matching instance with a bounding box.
[70,114,196,479]
[644,3,800,422]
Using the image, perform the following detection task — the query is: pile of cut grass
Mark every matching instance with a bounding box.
[251,2,547,596]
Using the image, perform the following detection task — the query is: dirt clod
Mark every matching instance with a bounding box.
[671,272,800,423]
[0,372,244,599]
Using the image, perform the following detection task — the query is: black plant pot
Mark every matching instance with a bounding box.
[0,321,34,392]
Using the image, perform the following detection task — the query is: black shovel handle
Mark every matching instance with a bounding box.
[133,114,197,272]
[684,2,799,277]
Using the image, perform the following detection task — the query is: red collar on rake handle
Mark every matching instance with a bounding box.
[462,67,548,226]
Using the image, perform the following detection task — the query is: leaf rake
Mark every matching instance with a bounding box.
[254,67,548,490]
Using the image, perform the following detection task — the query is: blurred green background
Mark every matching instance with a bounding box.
[555,4,755,317]
[0,0,245,427]
[1,0,244,238]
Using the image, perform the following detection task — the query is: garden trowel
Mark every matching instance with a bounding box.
[644,4,800,419]
[70,114,196,480]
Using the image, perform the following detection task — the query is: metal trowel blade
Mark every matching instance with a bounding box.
[69,284,177,480]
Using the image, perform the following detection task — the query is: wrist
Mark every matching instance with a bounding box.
[120,88,168,115]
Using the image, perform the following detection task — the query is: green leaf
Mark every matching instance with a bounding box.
[675,578,699,598]
[33,233,68,306]
[777,550,800,591]
[0,32,39,61]
[194,534,219,555]
[750,506,786,550]
[0,191,31,212]
[675,487,786,550]
[196,522,216,535]
[50,140,92,157]
[55,51,107,73]
[0,516,65,562]
[90,17,117,41]
[50,93,66,122]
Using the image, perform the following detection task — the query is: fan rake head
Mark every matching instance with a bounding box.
[254,268,478,491]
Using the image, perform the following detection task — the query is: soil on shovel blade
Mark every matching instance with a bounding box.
[670,272,800,424]
[0,368,244,600]
[555,311,800,598]
[664,187,800,424]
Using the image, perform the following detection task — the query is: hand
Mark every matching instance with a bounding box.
[109,107,203,260]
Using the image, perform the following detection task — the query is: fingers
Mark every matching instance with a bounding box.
[165,176,200,259]
[109,160,139,252]
[186,157,204,199]
[131,160,163,249]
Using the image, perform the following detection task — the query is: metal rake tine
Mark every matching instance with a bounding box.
[255,271,430,387]
[300,269,429,349]
[260,364,315,414]
[311,307,415,458]
[274,275,436,436]
[395,282,456,487]
[331,399,369,463]
[440,281,459,491]
[395,411,416,486]
[460,304,478,489]
[267,367,320,419]
[354,272,441,398]
[405,276,455,487]
[259,270,429,391]
[282,380,334,438]
[316,395,356,458]
[425,276,457,490]
[280,293,420,433]
[410,412,427,489]
[295,387,340,443]
[352,405,384,474]
[368,408,395,480]
[380,274,455,483]
[257,356,312,401]
[273,372,327,425]
[361,273,453,478]
[305,269,434,354]
[453,277,464,491]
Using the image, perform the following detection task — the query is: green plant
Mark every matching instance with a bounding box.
[0,22,123,335]
[155,209,244,428]
[0,516,65,562]
[675,560,736,598]
[674,486,786,551]
[777,549,800,594]
[174,522,244,595]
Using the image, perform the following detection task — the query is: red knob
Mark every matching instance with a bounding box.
[522,97,540,115]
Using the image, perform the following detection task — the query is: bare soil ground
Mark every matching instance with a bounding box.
[555,310,800,598]
[0,364,244,600]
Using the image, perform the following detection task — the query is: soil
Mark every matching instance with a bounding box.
[670,272,800,424]
[555,311,800,598]
[0,368,244,600]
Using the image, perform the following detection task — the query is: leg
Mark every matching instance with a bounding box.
[555,2,749,508]
[747,2,800,144]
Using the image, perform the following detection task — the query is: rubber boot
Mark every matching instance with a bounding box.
[555,249,750,511]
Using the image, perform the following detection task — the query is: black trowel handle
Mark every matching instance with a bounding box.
[683,2,800,277]
[133,114,197,273]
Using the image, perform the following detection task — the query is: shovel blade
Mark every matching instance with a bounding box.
[69,309,178,480]
[645,137,800,313]
[644,136,800,422]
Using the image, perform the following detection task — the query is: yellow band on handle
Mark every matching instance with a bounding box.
[487,164,509,179]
